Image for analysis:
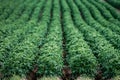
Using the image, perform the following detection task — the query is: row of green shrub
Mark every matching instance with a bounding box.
[0,0,46,77]
[81,0,120,36]
[67,0,120,79]
[74,0,120,50]
[61,0,97,78]
[0,0,120,79]
[106,0,120,9]
[0,0,37,42]
[0,0,22,21]
[96,0,120,21]
[87,0,120,27]
[37,0,63,76]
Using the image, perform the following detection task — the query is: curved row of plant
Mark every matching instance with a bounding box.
[96,0,120,21]
[106,0,120,9]
[0,0,19,21]
[30,0,47,23]
[5,0,40,24]
[0,0,38,49]
[87,0,120,27]
[0,0,30,37]
[61,0,97,78]
[0,0,38,26]
[9,0,51,76]
[37,0,63,76]
[67,0,120,79]
[0,0,39,44]
[74,0,120,50]
[0,0,48,77]
[81,0,120,35]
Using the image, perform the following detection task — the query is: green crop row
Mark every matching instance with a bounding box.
[0,0,34,39]
[0,0,120,79]
[61,0,97,78]
[37,0,63,76]
[87,0,120,27]
[0,0,47,77]
[0,0,40,44]
[81,0,120,35]
[106,0,120,9]
[68,0,120,79]
[74,0,120,50]
[0,0,20,21]
[96,0,120,21]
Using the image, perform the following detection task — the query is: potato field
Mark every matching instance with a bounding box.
[0,0,120,80]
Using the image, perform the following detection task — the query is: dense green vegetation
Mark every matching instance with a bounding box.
[0,0,120,80]
[106,0,120,9]
[61,0,97,77]
[37,0,63,76]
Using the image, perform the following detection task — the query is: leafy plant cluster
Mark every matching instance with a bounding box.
[106,0,120,9]
[96,0,120,21]
[88,0,120,26]
[61,0,97,77]
[0,0,120,79]
[0,0,20,21]
[0,0,37,41]
[81,0,120,36]
[68,0,120,79]
[37,0,63,76]
[74,0,120,50]
[0,0,46,76]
